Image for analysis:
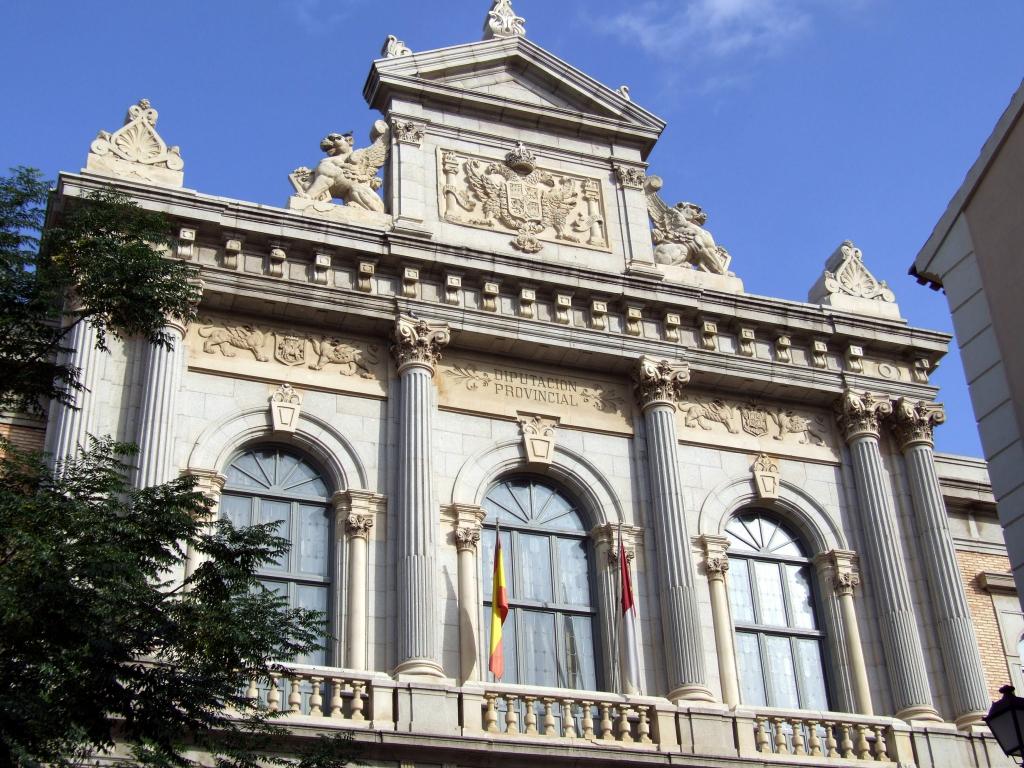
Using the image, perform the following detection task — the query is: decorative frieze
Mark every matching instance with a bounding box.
[835,390,892,443]
[890,398,945,450]
[436,146,608,253]
[85,98,184,186]
[392,315,451,373]
[633,356,690,410]
[269,383,302,433]
[518,412,559,464]
[751,453,780,499]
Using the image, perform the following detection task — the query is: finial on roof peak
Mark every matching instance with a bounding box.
[483,0,526,40]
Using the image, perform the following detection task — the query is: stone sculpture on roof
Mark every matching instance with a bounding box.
[483,0,526,39]
[85,98,184,187]
[381,35,411,58]
[644,175,732,275]
[809,240,900,319]
[289,120,390,212]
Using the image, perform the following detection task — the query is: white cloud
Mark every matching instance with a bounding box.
[293,0,357,36]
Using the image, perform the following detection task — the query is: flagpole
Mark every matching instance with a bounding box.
[615,522,623,696]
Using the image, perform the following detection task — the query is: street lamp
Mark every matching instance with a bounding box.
[985,685,1024,764]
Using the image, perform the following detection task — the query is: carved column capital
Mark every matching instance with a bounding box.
[699,534,731,582]
[391,315,451,374]
[613,164,646,190]
[835,389,893,443]
[590,523,641,568]
[186,469,227,500]
[633,356,690,411]
[889,397,945,451]
[392,119,425,146]
[332,489,386,528]
[814,549,861,597]
[455,526,482,552]
[345,513,375,540]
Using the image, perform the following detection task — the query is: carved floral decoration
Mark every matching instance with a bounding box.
[890,398,945,450]
[678,398,829,447]
[392,316,451,371]
[835,390,893,442]
[822,241,895,303]
[90,99,184,171]
[633,356,690,409]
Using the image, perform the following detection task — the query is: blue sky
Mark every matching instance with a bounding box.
[2,1,1022,457]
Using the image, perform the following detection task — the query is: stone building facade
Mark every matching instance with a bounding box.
[32,4,1022,767]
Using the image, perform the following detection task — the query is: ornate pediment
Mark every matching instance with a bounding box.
[84,99,184,187]
[809,241,901,320]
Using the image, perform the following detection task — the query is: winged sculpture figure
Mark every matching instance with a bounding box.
[644,175,731,275]
[290,120,390,212]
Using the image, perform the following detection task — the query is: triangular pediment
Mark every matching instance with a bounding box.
[365,36,665,154]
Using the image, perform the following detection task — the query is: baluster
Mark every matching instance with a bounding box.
[580,701,595,739]
[542,698,557,736]
[855,724,870,760]
[617,706,634,743]
[309,676,323,717]
[245,678,259,705]
[755,717,771,753]
[329,679,344,718]
[350,680,366,722]
[599,702,614,740]
[523,696,538,735]
[561,700,577,738]
[773,718,787,754]
[839,723,854,758]
[506,695,520,735]
[791,718,806,756]
[484,693,499,733]
[806,720,822,757]
[824,721,839,758]
[288,675,302,714]
[638,707,652,744]
[873,725,889,761]
[267,673,281,712]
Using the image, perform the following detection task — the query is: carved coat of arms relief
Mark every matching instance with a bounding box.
[437,143,608,254]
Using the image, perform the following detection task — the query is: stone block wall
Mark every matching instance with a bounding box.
[957,549,1013,699]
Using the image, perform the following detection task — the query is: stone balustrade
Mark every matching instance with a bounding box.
[741,707,903,762]
[243,663,393,727]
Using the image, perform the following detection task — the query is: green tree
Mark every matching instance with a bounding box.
[0,169,346,768]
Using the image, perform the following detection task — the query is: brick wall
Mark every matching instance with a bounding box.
[0,421,46,455]
[957,549,1013,699]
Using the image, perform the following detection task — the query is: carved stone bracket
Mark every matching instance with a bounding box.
[699,535,731,582]
[814,550,861,597]
[751,453,780,499]
[85,99,184,187]
[391,315,451,373]
[835,390,893,443]
[613,164,646,190]
[890,398,945,450]
[518,411,560,464]
[270,383,302,433]
[633,356,690,411]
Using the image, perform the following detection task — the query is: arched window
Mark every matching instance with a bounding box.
[481,476,598,690]
[725,511,829,710]
[220,446,332,665]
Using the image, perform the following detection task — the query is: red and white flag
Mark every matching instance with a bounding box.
[618,527,641,695]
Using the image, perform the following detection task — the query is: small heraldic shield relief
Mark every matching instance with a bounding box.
[270,384,303,433]
[275,333,306,367]
[741,405,771,438]
[505,178,542,222]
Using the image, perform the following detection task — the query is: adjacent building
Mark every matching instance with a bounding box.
[26,3,1023,766]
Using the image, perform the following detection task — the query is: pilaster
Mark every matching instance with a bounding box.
[698,534,739,707]
[890,399,990,726]
[632,357,712,702]
[134,316,189,488]
[814,549,872,715]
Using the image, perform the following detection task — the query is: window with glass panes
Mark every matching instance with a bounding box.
[481,477,598,690]
[725,511,829,710]
[220,446,332,665]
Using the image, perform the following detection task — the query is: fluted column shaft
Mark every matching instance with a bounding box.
[893,399,990,726]
[838,390,939,721]
[48,319,101,463]
[392,316,450,680]
[135,321,186,488]
[634,357,711,702]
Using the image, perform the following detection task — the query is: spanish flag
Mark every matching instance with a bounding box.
[488,527,510,679]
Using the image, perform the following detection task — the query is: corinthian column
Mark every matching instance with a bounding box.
[890,398,990,727]
[451,504,486,684]
[134,317,189,488]
[836,390,940,722]
[336,490,381,671]
[633,357,712,702]
[391,315,451,680]
[699,535,739,707]
[47,318,102,464]
[815,550,872,715]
